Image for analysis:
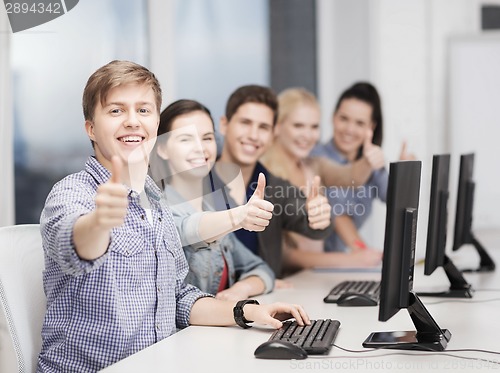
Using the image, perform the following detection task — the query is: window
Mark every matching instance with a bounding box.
[12,0,148,223]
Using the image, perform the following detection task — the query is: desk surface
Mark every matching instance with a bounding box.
[101,235,500,373]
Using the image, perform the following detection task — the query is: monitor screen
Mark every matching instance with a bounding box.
[363,160,451,351]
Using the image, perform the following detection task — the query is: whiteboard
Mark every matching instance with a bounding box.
[448,34,500,229]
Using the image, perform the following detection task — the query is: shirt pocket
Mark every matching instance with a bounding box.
[110,232,148,293]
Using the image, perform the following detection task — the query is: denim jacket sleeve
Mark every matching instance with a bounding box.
[227,233,275,294]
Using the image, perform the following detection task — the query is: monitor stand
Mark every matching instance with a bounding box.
[418,255,474,298]
[461,234,495,273]
[363,292,451,351]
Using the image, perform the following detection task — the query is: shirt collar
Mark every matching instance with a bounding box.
[85,156,162,202]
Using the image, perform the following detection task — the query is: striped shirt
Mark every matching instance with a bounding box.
[38,156,209,372]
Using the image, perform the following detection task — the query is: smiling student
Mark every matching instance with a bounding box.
[38,61,309,372]
[212,85,378,278]
[312,82,416,252]
[261,87,382,271]
[149,99,275,301]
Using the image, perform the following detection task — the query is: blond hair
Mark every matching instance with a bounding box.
[277,87,319,124]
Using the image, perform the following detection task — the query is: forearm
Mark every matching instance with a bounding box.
[350,157,373,186]
[284,248,371,269]
[189,297,237,326]
[190,297,310,329]
[197,207,244,243]
[334,215,364,250]
[283,246,329,269]
[231,276,266,297]
[73,212,110,260]
[316,157,352,187]
[317,156,371,187]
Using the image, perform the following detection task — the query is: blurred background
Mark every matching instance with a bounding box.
[1,0,500,255]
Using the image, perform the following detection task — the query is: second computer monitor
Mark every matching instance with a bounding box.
[419,154,473,298]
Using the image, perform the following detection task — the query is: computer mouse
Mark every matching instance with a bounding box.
[254,340,307,360]
[336,292,378,307]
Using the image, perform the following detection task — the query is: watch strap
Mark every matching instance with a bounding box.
[233,299,259,329]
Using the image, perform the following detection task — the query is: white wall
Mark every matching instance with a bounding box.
[371,0,497,254]
[0,7,15,227]
[317,0,494,255]
[148,0,176,110]
[448,34,500,229]
[0,4,16,370]
[317,0,371,141]
[368,0,430,253]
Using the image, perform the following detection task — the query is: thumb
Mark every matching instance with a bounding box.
[364,129,374,151]
[111,155,123,184]
[399,141,411,161]
[252,172,266,199]
[400,140,408,158]
[307,175,320,200]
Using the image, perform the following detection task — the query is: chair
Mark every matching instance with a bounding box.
[0,224,45,373]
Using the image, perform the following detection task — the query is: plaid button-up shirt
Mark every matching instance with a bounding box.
[38,156,209,372]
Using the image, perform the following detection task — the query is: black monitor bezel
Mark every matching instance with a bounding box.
[424,154,450,275]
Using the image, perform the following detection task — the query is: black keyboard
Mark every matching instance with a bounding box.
[268,319,340,354]
[323,280,380,305]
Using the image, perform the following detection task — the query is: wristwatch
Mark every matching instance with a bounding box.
[233,299,260,329]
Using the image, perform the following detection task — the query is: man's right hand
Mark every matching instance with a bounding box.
[238,172,274,232]
[93,156,129,230]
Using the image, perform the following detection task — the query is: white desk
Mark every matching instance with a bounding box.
[101,234,500,373]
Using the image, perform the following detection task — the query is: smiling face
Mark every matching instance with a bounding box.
[275,103,321,160]
[85,83,159,171]
[156,111,216,180]
[219,102,274,167]
[333,98,375,160]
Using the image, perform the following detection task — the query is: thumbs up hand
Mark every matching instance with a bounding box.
[238,173,274,232]
[305,175,331,230]
[362,129,385,170]
[94,156,129,230]
[399,140,417,161]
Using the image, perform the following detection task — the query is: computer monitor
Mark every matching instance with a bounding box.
[363,161,451,351]
[452,153,495,272]
[418,154,473,298]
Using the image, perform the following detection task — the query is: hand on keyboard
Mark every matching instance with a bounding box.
[255,319,341,358]
[243,302,311,329]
